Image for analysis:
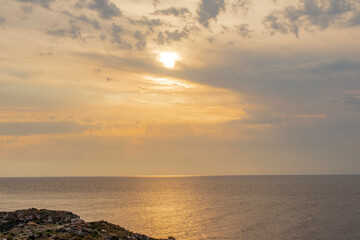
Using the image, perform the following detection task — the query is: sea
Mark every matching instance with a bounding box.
[0,176,359,240]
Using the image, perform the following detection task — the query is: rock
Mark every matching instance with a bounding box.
[134,234,150,240]
[0,209,175,240]
[74,230,84,236]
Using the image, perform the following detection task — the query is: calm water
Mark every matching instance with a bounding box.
[0,176,359,240]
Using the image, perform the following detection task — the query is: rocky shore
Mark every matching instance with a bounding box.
[0,209,175,240]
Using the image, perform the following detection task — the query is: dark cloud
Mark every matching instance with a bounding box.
[128,17,163,32]
[74,0,86,8]
[46,28,68,37]
[263,0,356,37]
[227,41,235,46]
[347,11,360,27]
[76,0,122,20]
[63,11,101,29]
[22,5,34,14]
[16,0,55,9]
[309,58,360,73]
[272,57,360,77]
[342,93,360,111]
[76,15,100,29]
[133,31,147,51]
[0,15,6,27]
[165,29,189,41]
[228,0,252,14]
[263,14,289,35]
[168,47,360,119]
[207,37,215,43]
[154,32,166,45]
[46,24,82,40]
[236,23,252,38]
[110,23,132,49]
[152,0,160,7]
[197,0,225,28]
[154,28,189,45]
[0,121,88,136]
[220,24,230,34]
[152,7,190,17]
[68,24,82,39]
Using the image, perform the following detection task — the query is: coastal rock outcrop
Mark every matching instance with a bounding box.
[0,208,175,240]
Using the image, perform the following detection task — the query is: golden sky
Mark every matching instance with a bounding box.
[0,0,360,176]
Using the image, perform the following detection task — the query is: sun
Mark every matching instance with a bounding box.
[159,52,179,68]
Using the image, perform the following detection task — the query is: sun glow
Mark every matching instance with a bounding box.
[159,52,179,68]
[146,77,194,89]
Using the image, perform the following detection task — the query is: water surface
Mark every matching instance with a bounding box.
[0,176,359,240]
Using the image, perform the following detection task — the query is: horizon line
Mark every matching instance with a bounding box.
[1,173,359,178]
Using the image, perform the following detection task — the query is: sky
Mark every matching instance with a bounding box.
[0,0,359,176]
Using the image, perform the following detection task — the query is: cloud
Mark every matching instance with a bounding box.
[347,11,360,27]
[154,32,166,45]
[46,28,68,37]
[263,0,356,37]
[22,5,34,14]
[227,41,235,46]
[342,93,360,111]
[309,58,360,73]
[296,114,326,119]
[228,0,252,14]
[40,51,55,56]
[154,27,189,45]
[228,114,288,126]
[152,7,190,17]
[63,11,101,29]
[207,37,215,43]
[165,29,189,41]
[0,15,6,27]
[236,23,252,38]
[46,24,82,39]
[263,14,289,35]
[68,24,82,39]
[110,23,132,49]
[197,0,225,28]
[16,0,55,9]
[133,31,147,51]
[75,52,157,73]
[152,0,160,7]
[78,0,122,20]
[0,121,88,136]
[128,17,163,32]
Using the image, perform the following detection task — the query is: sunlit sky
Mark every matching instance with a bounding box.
[0,0,360,176]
